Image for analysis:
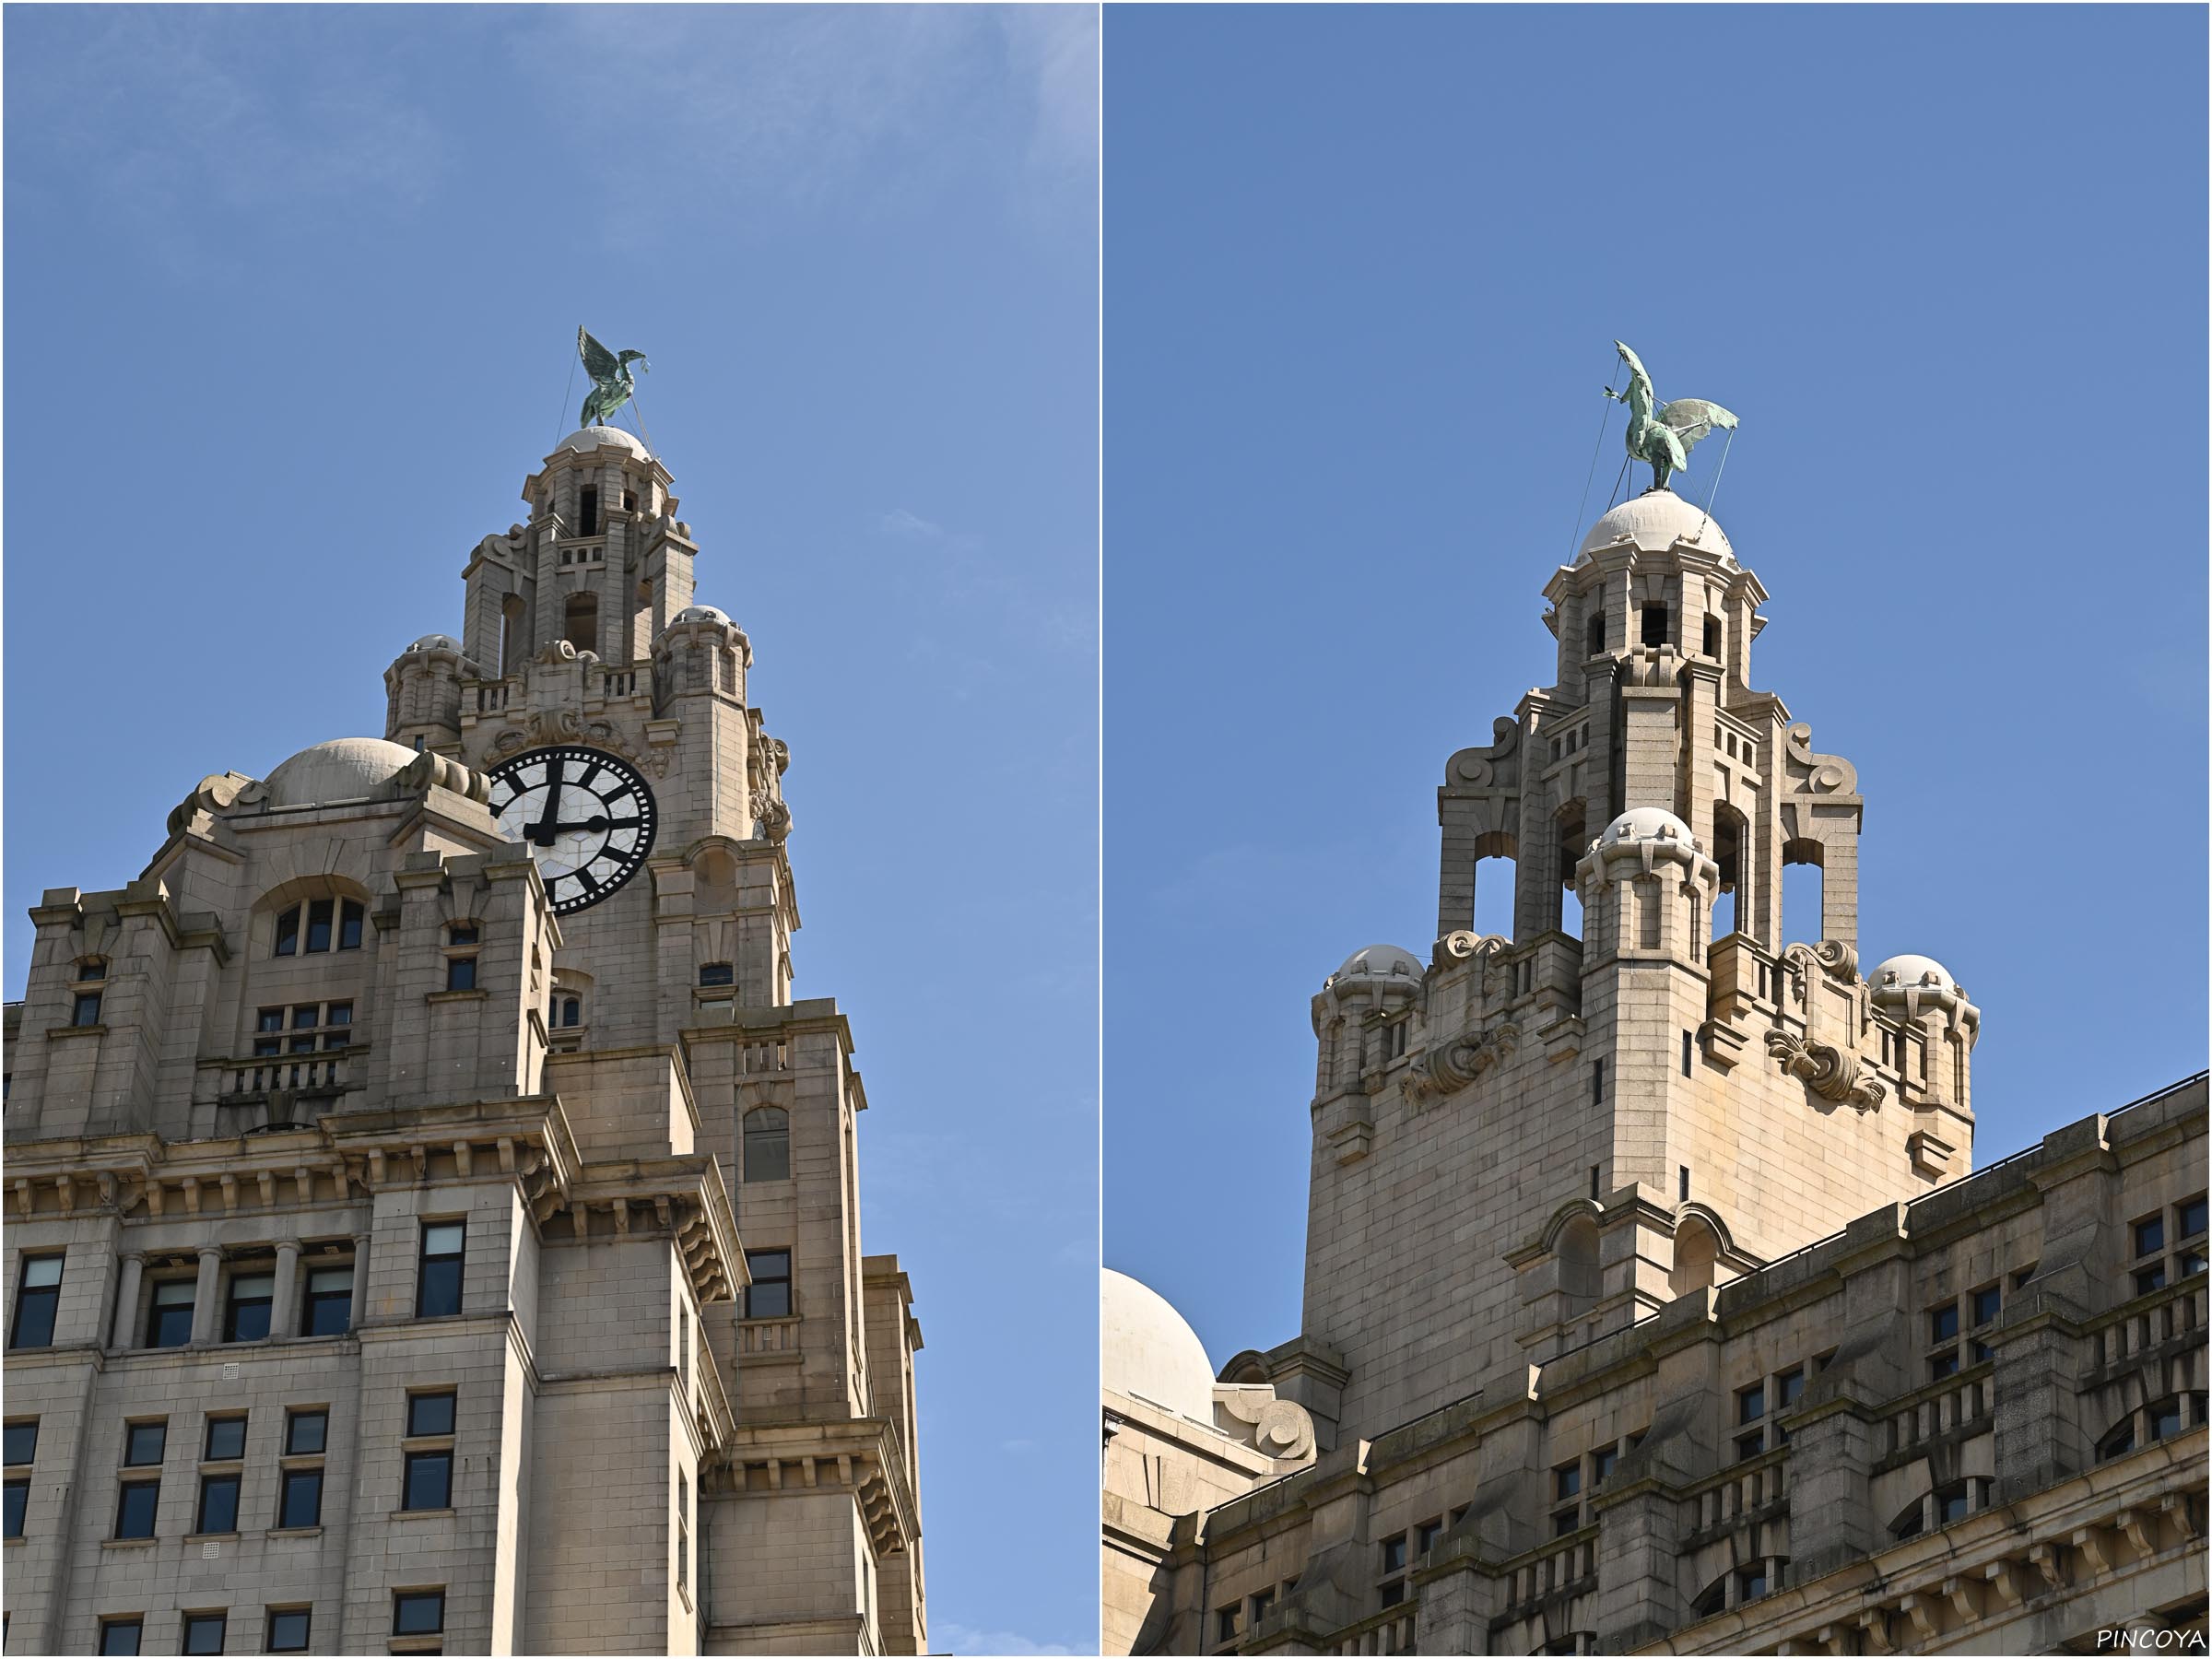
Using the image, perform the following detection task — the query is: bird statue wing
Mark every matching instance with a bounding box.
[578,328,622,383]
[1657,398,1738,455]
[1613,340,1651,383]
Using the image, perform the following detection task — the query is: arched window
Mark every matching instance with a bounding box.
[1782,838,1825,944]
[1711,806,1747,941]
[500,594,527,678]
[743,1108,791,1183]
[564,593,598,654]
[1557,1216,1600,1311]
[1555,806,1586,941]
[1671,1217,1721,1299]
[1471,830,1517,941]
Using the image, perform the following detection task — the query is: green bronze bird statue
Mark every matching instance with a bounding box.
[1602,341,1735,494]
[577,326,650,429]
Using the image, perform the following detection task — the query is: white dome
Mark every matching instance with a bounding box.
[1331,943,1425,984]
[1870,954,1957,996]
[1602,806,1697,845]
[675,605,730,625]
[264,738,420,809]
[551,426,651,461]
[1576,489,1734,566]
[406,633,462,653]
[1102,1269,1217,1422]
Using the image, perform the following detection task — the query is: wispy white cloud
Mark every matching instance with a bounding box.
[935,1622,1080,1657]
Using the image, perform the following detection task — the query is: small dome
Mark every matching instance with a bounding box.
[1102,1269,1217,1422]
[1870,954,1957,997]
[674,605,730,626]
[551,426,651,461]
[406,633,462,653]
[1576,489,1734,566]
[264,738,420,809]
[1331,943,1425,983]
[1602,806,1697,845]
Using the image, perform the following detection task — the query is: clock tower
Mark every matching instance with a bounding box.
[2,417,927,1656]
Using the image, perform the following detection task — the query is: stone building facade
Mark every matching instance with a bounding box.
[4,423,927,1656]
[1105,489,2207,1654]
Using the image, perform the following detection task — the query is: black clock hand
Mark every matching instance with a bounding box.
[530,758,566,846]
[547,817,612,834]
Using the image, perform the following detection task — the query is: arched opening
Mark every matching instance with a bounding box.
[1472,830,1517,940]
[578,483,600,535]
[500,594,527,677]
[1584,604,1606,659]
[1702,614,1722,658]
[563,593,598,654]
[1558,1216,1601,1312]
[743,1106,791,1183]
[1783,839,1824,943]
[1555,806,1586,940]
[1671,1217,1721,1299]
[1711,806,1747,940]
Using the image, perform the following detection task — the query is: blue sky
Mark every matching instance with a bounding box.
[5,7,1096,1653]
[1104,6,2206,1376]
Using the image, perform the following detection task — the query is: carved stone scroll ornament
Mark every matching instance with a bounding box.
[1216,1391,1315,1463]
[1404,1022,1521,1106]
[750,790,793,842]
[1767,1030,1885,1112]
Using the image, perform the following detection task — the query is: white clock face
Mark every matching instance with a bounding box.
[485,746,658,915]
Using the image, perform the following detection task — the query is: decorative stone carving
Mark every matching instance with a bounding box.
[1786,722,1859,795]
[1405,1022,1521,1106]
[1767,1030,1885,1112]
[1216,1389,1316,1463]
[394,750,491,805]
[166,771,260,836]
[752,791,792,842]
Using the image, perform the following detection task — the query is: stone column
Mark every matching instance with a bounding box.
[110,1253,145,1349]
[189,1246,224,1345]
[271,1241,301,1342]
[350,1234,372,1329]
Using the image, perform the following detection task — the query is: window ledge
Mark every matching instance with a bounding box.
[47,1024,107,1041]
[391,1507,456,1521]
[101,1535,158,1548]
[265,1525,324,1539]
[426,989,488,1005]
[389,1637,445,1653]
[184,1531,241,1544]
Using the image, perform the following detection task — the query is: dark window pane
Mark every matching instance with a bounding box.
[2136,1217,2166,1257]
[253,1038,281,1057]
[266,1611,312,1653]
[1554,1465,1581,1500]
[1377,1580,1405,1609]
[224,1277,273,1343]
[4,1480,25,1538]
[304,900,334,953]
[2183,1196,2208,1240]
[1551,1508,1578,1537]
[182,1613,226,1654]
[257,1009,285,1032]
[326,1003,352,1026]
[288,1036,317,1054]
[100,1619,143,1656]
[274,908,299,957]
[1381,1535,1406,1573]
[1735,1431,1764,1463]
[1737,1384,1765,1423]
[78,959,107,981]
[3,1422,35,1465]
[2136,1266,2168,1296]
[699,962,735,987]
[1972,1287,2002,1327]
[445,957,477,992]
[744,1248,791,1318]
[1778,1367,1806,1406]
[147,1282,194,1349]
[1937,1488,1970,1524]
[278,1469,323,1529]
[744,1112,790,1182]
[1930,1353,1960,1382]
[2150,1401,2183,1441]
[11,1257,63,1350]
[124,1422,166,1465]
[1591,1447,1618,1485]
[203,1418,245,1461]
[302,1269,353,1336]
[72,993,103,1027]
[408,1394,455,1438]
[447,924,478,947]
[338,901,364,950]
[403,1451,452,1511]
[114,1480,159,1538]
[1416,1522,1441,1555]
[195,1474,240,1535]
[1929,1305,1959,1342]
[393,1593,445,1636]
[418,1258,462,1317]
[285,1411,326,1456]
[560,997,580,1027]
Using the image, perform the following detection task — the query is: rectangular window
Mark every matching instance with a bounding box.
[1737,1383,1766,1424]
[1641,604,1669,647]
[1377,1580,1406,1609]
[1216,1609,1238,1645]
[699,962,735,987]
[401,1451,452,1512]
[1930,1352,1960,1382]
[744,1249,792,1319]
[265,1610,312,1653]
[1551,1508,1579,1538]
[194,1475,240,1535]
[1591,1446,1618,1486]
[124,1421,167,1466]
[2183,1195,2208,1240]
[1251,1587,1277,1622]
[2136,1265,2167,1296]
[182,1613,226,1655]
[285,1410,326,1457]
[1928,1304,1959,1343]
[277,1468,323,1530]
[72,992,103,1027]
[337,900,364,950]
[2135,1216,2165,1258]
[223,1274,273,1343]
[303,900,334,954]
[1590,1058,1605,1104]
[257,1009,285,1033]
[1380,1535,1406,1574]
[113,1479,159,1538]
[1682,1030,1694,1077]
[392,1592,445,1637]
[300,1267,352,1336]
[4,1479,25,1539]
[1679,1165,1690,1203]
[1735,1430,1764,1463]
[447,924,478,947]
[1777,1367,1806,1406]
[1416,1518,1442,1555]
[677,1470,689,1594]
[444,956,477,992]
[3,1421,35,1465]
[679,1307,691,1388]
[100,1619,143,1656]
[1554,1463,1582,1500]
[146,1280,194,1348]
[418,1222,465,1317]
[274,908,299,957]
[203,1418,245,1462]
[407,1393,456,1438]
[1971,1286,2002,1327]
